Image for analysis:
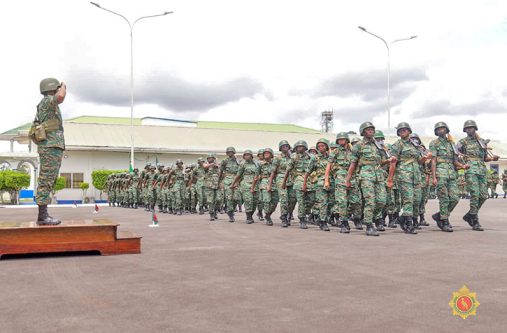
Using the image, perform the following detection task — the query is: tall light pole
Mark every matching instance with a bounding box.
[358,26,417,131]
[90,2,173,170]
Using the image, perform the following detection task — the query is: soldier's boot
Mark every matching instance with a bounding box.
[413,216,422,230]
[419,213,429,226]
[365,223,379,236]
[398,215,407,232]
[238,205,242,213]
[387,214,397,228]
[265,213,273,226]
[432,212,444,230]
[281,214,289,228]
[257,210,265,221]
[352,217,363,230]
[209,213,215,221]
[177,209,182,216]
[228,212,235,223]
[403,216,417,234]
[375,219,385,232]
[214,210,219,220]
[299,217,308,229]
[246,212,254,224]
[469,214,483,231]
[382,213,388,227]
[36,205,61,226]
[198,206,204,215]
[462,212,474,227]
[441,219,453,232]
[320,219,330,231]
[339,220,350,234]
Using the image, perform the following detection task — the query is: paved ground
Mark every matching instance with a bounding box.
[1,198,506,333]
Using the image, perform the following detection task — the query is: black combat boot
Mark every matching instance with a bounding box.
[281,214,289,228]
[238,205,242,213]
[37,205,61,226]
[413,216,421,230]
[176,209,182,216]
[462,212,474,227]
[199,206,204,215]
[470,214,483,231]
[375,219,385,232]
[339,219,350,234]
[299,217,308,229]
[441,219,453,232]
[320,218,330,231]
[228,212,235,223]
[214,210,218,220]
[365,223,379,236]
[246,212,254,224]
[432,212,444,230]
[352,217,363,230]
[419,213,429,226]
[403,216,417,234]
[398,215,407,232]
[257,210,265,221]
[387,214,397,228]
[382,213,387,227]
[209,213,215,221]
[265,213,273,226]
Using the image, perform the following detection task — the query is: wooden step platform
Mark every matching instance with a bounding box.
[0,219,141,258]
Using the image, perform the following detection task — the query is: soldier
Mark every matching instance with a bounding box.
[502,170,507,198]
[458,173,467,199]
[219,147,240,222]
[204,154,221,221]
[106,174,115,206]
[187,164,198,213]
[145,165,157,211]
[255,149,265,221]
[159,166,171,213]
[325,132,362,233]
[390,122,432,234]
[457,120,499,231]
[410,133,431,227]
[32,78,66,224]
[489,171,500,198]
[282,140,315,229]
[167,160,186,215]
[192,158,207,214]
[154,164,165,212]
[308,138,331,231]
[306,146,318,224]
[251,148,277,225]
[345,122,395,236]
[232,150,259,224]
[270,140,297,228]
[429,122,468,232]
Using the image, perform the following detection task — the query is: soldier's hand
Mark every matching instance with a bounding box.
[387,179,393,189]
[250,188,256,193]
[345,180,352,188]
[302,184,307,192]
[267,185,272,192]
[432,177,438,186]
[281,183,286,190]
[324,181,330,190]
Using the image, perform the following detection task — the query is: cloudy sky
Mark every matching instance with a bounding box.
[1,0,507,144]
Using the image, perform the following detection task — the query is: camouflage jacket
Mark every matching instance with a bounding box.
[350,138,385,182]
[456,136,487,176]
[36,95,65,149]
[429,136,458,180]
[236,160,258,188]
[390,138,422,184]
[220,157,239,185]
[287,152,315,190]
[273,153,293,186]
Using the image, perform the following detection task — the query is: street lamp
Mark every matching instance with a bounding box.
[358,26,417,131]
[90,2,173,170]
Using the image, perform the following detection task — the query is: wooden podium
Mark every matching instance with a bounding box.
[0,219,141,258]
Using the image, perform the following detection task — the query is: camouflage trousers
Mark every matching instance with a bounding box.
[204,188,219,213]
[294,189,311,219]
[223,178,241,213]
[276,179,296,216]
[386,187,401,215]
[128,187,138,204]
[398,181,422,217]
[256,185,264,213]
[240,187,257,213]
[36,147,63,205]
[261,188,279,214]
[195,183,206,209]
[146,187,156,206]
[419,184,429,215]
[333,183,362,221]
[489,185,497,197]
[313,185,331,221]
[306,190,316,215]
[360,178,387,224]
[436,176,459,219]
[466,173,488,215]
[107,190,116,204]
[172,181,186,210]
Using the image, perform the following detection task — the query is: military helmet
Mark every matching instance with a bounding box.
[197,157,204,163]
[264,148,274,157]
[410,132,420,140]
[157,164,164,169]
[225,146,236,154]
[243,149,253,156]
[330,142,339,149]
[374,130,385,139]
[336,132,350,142]
[351,137,361,145]
[434,121,450,135]
[463,119,478,132]
[359,121,375,136]
[39,78,60,94]
[175,159,183,164]
[395,122,412,135]
[190,163,197,168]
[278,140,290,151]
[294,140,308,150]
[308,146,318,153]
[316,138,330,148]
[207,153,216,159]
[257,148,265,155]
[149,164,156,169]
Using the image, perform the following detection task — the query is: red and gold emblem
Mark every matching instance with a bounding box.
[449,285,480,319]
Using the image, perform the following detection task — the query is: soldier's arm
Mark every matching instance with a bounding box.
[56,82,66,104]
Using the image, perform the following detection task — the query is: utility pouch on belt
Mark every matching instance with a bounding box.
[29,105,61,144]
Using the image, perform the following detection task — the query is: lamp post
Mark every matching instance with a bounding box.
[90,2,173,170]
[358,26,417,131]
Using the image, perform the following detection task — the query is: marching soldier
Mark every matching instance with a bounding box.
[309,138,331,231]
[219,147,240,222]
[204,154,221,221]
[457,120,499,230]
[410,133,431,227]
[502,170,507,198]
[231,150,259,224]
[270,140,297,227]
[254,148,278,225]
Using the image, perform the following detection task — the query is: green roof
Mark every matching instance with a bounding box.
[66,116,142,125]
[196,121,319,133]
[2,115,319,136]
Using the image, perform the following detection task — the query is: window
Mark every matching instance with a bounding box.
[60,172,84,189]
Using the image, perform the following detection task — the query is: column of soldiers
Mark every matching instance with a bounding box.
[104,119,500,237]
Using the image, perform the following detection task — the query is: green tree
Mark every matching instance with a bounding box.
[0,170,31,204]
[80,182,90,202]
[92,170,127,200]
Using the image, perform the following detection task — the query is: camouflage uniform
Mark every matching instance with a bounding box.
[170,164,186,214]
[258,156,278,224]
[192,162,207,213]
[204,158,221,220]
[220,155,240,214]
[488,172,500,198]
[35,94,64,206]
[308,144,331,230]
[236,158,259,215]
[273,151,296,221]
[502,170,507,198]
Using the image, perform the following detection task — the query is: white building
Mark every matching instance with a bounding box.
[1,115,506,203]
